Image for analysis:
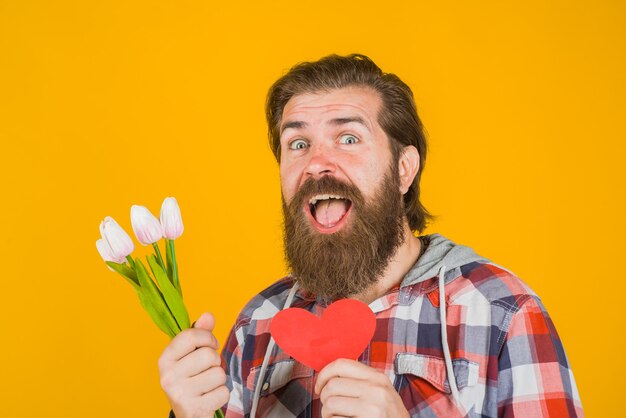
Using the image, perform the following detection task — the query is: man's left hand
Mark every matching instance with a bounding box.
[314,359,410,418]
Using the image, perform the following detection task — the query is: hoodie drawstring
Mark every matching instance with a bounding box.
[438,264,460,403]
[250,282,300,418]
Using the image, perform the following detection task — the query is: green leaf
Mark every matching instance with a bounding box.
[168,239,182,294]
[147,255,157,278]
[126,255,135,269]
[136,290,176,338]
[105,261,140,290]
[152,242,166,272]
[165,238,174,283]
[147,254,190,331]
[134,259,181,336]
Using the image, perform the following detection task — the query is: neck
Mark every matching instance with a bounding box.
[351,221,423,305]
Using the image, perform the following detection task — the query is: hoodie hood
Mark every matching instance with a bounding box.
[401,233,490,287]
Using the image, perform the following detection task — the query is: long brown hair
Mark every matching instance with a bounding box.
[266,53,433,232]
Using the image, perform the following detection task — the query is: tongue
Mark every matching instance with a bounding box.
[315,199,348,227]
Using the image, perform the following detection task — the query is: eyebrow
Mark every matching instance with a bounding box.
[281,120,307,134]
[329,116,371,131]
[280,116,371,135]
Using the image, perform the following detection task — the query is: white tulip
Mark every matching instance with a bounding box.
[160,197,184,240]
[96,238,126,264]
[99,216,135,260]
[130,205,164,245]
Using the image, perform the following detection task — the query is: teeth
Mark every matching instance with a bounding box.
[309,194,344,205]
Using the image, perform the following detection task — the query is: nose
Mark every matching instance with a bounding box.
[304,144,336,179]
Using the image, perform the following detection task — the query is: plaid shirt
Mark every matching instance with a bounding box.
[214,259,583,417]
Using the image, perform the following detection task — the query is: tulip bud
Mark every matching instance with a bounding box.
[96,238,126,265]
[130,205,164,245]
[100,216,135,260]
[160,197,184,239]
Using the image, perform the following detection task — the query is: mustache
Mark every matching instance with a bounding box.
[286,175,365,213]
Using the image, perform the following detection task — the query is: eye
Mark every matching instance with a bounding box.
[339,134,359,145]
[288,139,309,150]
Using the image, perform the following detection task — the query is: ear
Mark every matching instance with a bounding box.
[397,145,420,195]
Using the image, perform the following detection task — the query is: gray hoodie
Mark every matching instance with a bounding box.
[401,233,491,288]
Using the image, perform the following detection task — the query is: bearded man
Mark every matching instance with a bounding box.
[158,54,584,417]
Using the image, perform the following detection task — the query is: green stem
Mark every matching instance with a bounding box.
[152,242,166,271]
[168,239,180,292]
[214,409,225,418]
[126,255,135,269]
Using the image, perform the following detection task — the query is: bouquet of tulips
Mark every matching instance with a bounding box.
[97,197,225,418]
[96,197,190,338]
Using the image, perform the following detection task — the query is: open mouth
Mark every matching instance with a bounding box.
[305,194,353,233]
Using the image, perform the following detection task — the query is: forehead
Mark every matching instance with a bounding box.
[281,87,382,128]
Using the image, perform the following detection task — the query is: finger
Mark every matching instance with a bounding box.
[321,395,366,418]
[160,328,219,365]
[198,384,230,414]
[319,376,367,404]
[173,346,223,380]
[315,359,378,394]
[186,366,227,397]
[193,312,216,331]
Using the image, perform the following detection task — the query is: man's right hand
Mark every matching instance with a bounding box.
[158,312,230,418]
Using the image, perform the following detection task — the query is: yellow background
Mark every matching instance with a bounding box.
[1,0,623,416]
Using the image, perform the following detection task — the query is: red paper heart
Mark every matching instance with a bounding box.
[270,298,376,372]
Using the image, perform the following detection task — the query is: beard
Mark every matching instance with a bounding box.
[282,163,406,301]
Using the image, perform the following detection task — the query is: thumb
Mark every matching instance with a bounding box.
[192,312,216,331]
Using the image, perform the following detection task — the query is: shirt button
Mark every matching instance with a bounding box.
[262,382,270,391]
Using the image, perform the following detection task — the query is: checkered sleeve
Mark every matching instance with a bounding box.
[496,296,584,417]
